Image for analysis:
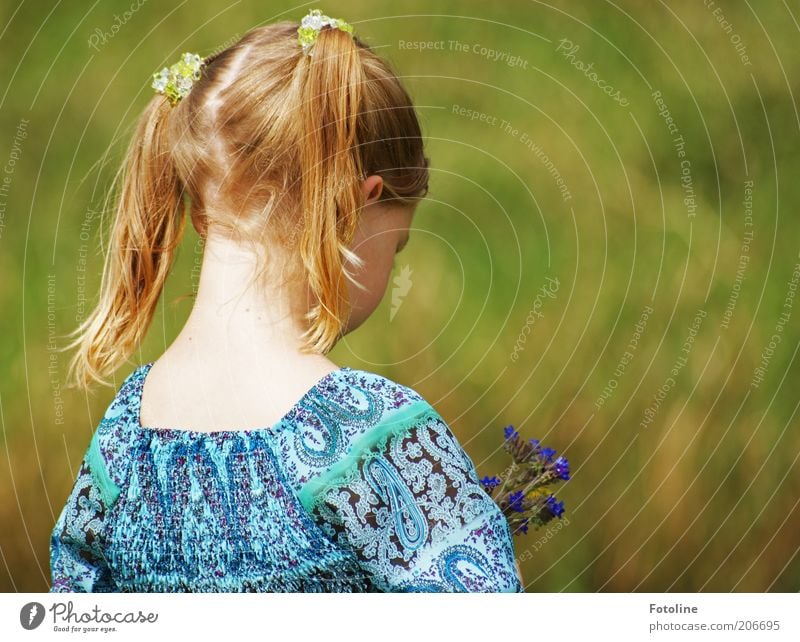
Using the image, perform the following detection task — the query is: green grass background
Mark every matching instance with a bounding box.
[1,0,798,591]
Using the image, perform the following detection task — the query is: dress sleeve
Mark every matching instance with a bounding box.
[50,432,118,592]
[297,400,523,592]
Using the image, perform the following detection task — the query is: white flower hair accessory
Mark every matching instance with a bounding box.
[297,9,354,55]
[151,52,205,106]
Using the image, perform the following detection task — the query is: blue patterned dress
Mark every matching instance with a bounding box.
[49,363,522,592]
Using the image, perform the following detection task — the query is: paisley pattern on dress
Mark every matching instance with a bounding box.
[363,453,428,551]
[49,363,523,593]
[307,412,521,592]
[50,458,116,592]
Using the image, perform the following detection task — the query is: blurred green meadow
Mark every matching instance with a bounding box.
[1,0,799,591]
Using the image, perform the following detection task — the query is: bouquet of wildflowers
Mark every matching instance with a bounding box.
[479,425,570,535]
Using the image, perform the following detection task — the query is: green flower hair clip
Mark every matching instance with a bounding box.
[151,52,205,106]
[297,9,354,55]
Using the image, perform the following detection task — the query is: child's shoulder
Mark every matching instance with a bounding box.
[286,366,477,513]
[310,366,449,433]
[282,367,452,489]
[326,366,429,410]
[65,365,146,510]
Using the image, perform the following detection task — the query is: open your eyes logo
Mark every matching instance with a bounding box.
[19,602,45,630]
[390,264,413,321]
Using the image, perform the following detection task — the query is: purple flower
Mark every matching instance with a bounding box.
[540,447,557,463]
[480,475,502,489]
[554,456,570,480]
[508,490,526,513]
[545,495,565,518]
[504,425,519,441]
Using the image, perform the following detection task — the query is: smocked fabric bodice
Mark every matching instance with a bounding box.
[50,364,523,593]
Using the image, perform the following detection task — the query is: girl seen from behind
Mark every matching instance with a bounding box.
[50,11,523,593]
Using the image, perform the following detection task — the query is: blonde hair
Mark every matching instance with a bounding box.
[64,21,429,390]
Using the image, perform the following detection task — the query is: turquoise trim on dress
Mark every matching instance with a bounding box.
[297,399,440,512]
[87,431,120,506]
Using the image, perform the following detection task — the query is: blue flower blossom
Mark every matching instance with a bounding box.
[554,456,570,480]
[545,495,565,518]
[480,475,502,489]
[504,425,519,441]
[540,447,557,463]
[508,490,526,513]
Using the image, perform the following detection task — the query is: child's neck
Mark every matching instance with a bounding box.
[167,232,333,371]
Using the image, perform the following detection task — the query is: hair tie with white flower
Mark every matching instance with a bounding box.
[297,9,354,56]
[151,52,205,106]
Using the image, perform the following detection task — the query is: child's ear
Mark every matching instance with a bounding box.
[361,174,383,205]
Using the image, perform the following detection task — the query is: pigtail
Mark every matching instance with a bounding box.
[297,27,367,354]
[64,97,187,389]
